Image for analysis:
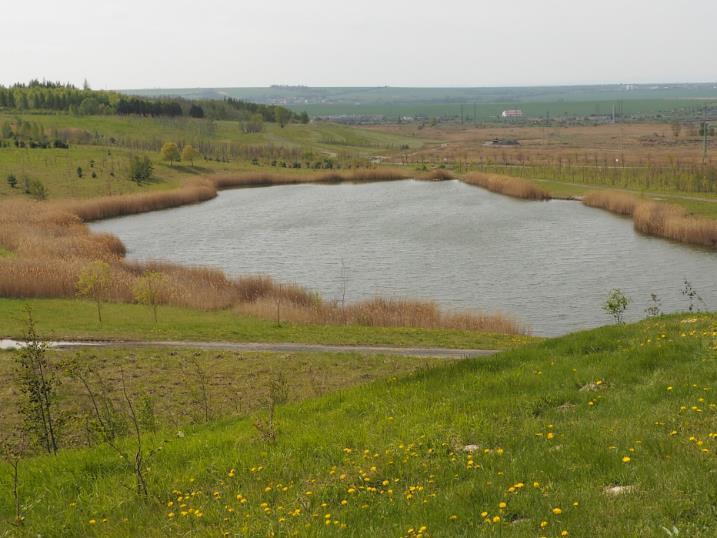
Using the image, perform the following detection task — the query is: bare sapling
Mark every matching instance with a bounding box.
[187,354,212,423]
[254,373,289,444]
[15,307,59,454]
[681,279,707,313]
[0,431,29,527]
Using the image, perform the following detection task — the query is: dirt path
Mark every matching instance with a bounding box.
[0,338,498,359]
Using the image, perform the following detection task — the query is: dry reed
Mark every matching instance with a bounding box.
[582,190,717,248]
[234,296,524,334]
[462,172,551,200]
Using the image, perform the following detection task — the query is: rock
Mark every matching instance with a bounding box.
[604,485,636,496]
[462,444,481,453]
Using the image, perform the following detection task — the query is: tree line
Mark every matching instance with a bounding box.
[0,79,309,124]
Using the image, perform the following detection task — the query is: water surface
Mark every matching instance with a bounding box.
[91,180,717,336]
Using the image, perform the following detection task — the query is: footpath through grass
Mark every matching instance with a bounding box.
[2,313,716,536]
[0,298,531,350]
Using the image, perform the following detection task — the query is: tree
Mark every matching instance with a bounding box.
[670,121,681,139]
[160,142,180,166]
[274,107,290,128]
[6,173,17,189]
[76,166,83,179]
[181,144,200,166]
[129,155,153,183]
[132,272,165,323]
[602,288,630,324]
[15,308,59,454]
[76,261,111,322]
[28,180,47,200]
[188,104,204,118]
[242,113,264,133]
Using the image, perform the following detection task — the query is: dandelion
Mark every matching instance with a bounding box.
[561,531,569,536]
[449,515,458,521]
[622,456,631,463]
[540,520,549,528]
[492,515,501,523]
[552,507,562,515]
[498,501,507,509]
[88,519,97,525]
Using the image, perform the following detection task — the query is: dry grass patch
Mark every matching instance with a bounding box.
[463,172,551,200]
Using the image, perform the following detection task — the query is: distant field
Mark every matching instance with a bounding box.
[124,84,717,119]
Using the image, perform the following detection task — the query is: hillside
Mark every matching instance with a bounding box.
[2,313,716,536]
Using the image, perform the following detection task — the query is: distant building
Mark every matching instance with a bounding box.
[501,109,524,118]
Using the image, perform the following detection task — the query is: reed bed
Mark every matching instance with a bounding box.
[0,176,525,333]
[582,190,717,248]
[462,172,551,200]
[234,296,525,334]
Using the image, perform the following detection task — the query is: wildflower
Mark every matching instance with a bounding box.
[167,512,175,518]
[540,520,549,528]
[498,501,507,509]
[552,507,562,515]
[449,515,458,521]
[622,456,631,463]
[561,531,569,536]
[89,519,97,525]
[492,515,501,523]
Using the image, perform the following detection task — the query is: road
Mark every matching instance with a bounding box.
[0,339,498,359]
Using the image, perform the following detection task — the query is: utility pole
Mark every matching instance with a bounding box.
[473,103,477,124]
[460,104,464,125]
[703,107,709,166]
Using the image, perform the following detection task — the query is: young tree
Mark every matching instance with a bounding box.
[76,166,83,179]
[160,142,180,166]
[132,272,165,323]
[6,173,17,189]
[76,260,111,322]
[181,144,200,166]
[602,288,630,324]
[129,155,153,183]
[15,308,59,454]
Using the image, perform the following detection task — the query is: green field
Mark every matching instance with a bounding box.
[126,84,717,120]
[0,112,423,200]
[2,313,716,535]
[0,298,532,350]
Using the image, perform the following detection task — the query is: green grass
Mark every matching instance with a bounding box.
[0,298,531,350]
[0,346,450,447]
[0,246,12,258]
[2,313,716,535]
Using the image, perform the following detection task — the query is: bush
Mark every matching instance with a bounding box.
[129,155,153,183]
[603,289,630,324]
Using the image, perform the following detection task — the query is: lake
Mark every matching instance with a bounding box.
[91,180,717,336]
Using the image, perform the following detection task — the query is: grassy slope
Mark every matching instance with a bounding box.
[2,313,716,536]
[0,113,423,200]
[0,299,532,350]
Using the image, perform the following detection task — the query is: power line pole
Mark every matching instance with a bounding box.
[703,107,709,166]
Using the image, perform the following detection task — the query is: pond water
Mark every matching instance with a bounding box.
[91,180,717,336]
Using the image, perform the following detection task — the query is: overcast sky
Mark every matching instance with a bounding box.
[3,0,716,89]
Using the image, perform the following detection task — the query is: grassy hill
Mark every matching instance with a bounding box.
[2,313,716,536]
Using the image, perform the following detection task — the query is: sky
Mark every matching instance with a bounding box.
[3,0,717,89]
